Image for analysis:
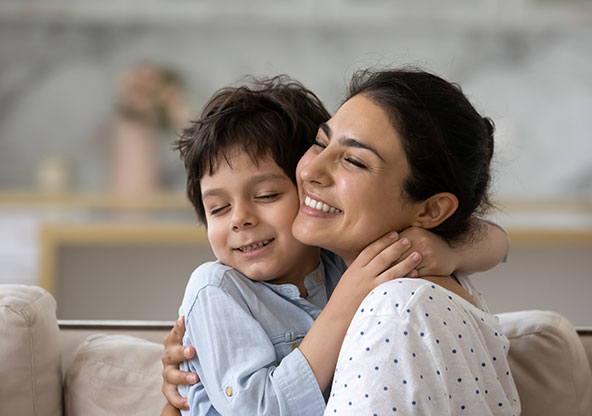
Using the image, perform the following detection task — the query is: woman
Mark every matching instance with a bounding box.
[163,68,518,415]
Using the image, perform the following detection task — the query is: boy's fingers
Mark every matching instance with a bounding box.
[162,383,190,411]
[379,251,422,283]
[367,237,413,274]
[356,232,399,266]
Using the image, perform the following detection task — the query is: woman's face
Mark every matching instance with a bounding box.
[292,94,422,265]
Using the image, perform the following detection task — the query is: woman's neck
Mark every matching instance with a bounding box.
[341,249,476,307]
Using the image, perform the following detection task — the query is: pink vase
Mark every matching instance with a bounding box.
[111,119,159,195]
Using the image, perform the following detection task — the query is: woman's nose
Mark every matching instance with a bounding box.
[299,151,331,186]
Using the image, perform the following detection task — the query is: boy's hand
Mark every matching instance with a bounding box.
[161,316,199,411]
[338,232,422,300]
[399,227,457,277]
[298,231,422,390]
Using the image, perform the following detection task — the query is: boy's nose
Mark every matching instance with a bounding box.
[230,204,257,231]
[232,219,254,231]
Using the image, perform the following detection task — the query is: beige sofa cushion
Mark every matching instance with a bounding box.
[499,310,592,416]
[64,333,166,415]
[0,284,62,416]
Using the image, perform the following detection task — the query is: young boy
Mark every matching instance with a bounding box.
[170,76,509,415]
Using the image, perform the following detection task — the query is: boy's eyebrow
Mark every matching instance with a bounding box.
[319,122,385,161]
[250,173,289,184]
[201,173,288,199]
[201,188,224,199]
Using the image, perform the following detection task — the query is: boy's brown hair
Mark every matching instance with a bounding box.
[176,75,330,224]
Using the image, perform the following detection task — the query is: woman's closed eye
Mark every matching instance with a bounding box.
[345,157,367,169]
[312,138,327,149]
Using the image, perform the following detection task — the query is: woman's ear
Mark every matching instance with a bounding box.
[412,192,459,229]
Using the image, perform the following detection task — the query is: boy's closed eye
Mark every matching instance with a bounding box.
[209,204,229,216]
[255,193,280,201]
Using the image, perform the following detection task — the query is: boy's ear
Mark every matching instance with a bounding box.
[412,192,459,230]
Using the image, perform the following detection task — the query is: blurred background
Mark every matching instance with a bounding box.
[0,0,590,325]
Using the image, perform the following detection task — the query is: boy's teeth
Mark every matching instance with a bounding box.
[239,239,271,253]
[304,196,342,214]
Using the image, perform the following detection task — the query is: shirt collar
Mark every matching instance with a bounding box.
[262,258,325,301]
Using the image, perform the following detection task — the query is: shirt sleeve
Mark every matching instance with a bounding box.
[325,314,448,415]
[182,284,326,416]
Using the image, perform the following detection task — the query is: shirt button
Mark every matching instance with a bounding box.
[225,386,233,397]
[313,272,323,283]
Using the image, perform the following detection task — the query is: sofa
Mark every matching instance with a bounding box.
[1,284,591,416]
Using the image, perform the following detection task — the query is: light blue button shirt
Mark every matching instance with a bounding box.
[179,250,346,416]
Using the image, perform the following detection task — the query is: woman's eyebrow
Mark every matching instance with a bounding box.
[321,121,384,161]
[338,137,384,161]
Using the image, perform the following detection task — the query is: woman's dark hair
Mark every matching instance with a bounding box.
[347,68,495,244]
[176,75,330,224]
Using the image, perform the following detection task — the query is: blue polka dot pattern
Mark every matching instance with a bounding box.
[324,278,520,415]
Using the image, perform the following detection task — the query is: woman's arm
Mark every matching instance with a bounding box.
[161,402,182,416]
[399,219,509,277]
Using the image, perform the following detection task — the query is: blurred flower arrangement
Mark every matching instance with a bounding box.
[117,62,190,132]
[111,62,191,194]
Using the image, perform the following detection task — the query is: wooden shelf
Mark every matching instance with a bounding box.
[39,222,209,296]
[0,190,192,211]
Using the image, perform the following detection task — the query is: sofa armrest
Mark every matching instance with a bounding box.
[64,332,167,416]
[499,310,592,416]
[0,284,62,416]
[578,328,592,375]
[58,320,172,378]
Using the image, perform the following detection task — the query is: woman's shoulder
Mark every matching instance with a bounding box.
[355,278,432,319]
[357,278,484,320]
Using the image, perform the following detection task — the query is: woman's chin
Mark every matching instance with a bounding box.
[291,217,317,246]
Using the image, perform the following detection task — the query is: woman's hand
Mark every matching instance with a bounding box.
[161,316,199,411]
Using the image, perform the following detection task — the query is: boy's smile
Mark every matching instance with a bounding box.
[200,149,320,291]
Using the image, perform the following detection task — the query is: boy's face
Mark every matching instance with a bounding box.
[201,149,320,287]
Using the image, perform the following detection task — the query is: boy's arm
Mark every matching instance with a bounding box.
[453,219,509,274]
[399,219,509,277]
[184,284,327,416]
[298,232,422,392]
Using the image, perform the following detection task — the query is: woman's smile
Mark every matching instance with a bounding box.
[303,195,343,214]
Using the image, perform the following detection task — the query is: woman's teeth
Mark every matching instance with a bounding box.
[304,196,342,214]
[238,239,272,253]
